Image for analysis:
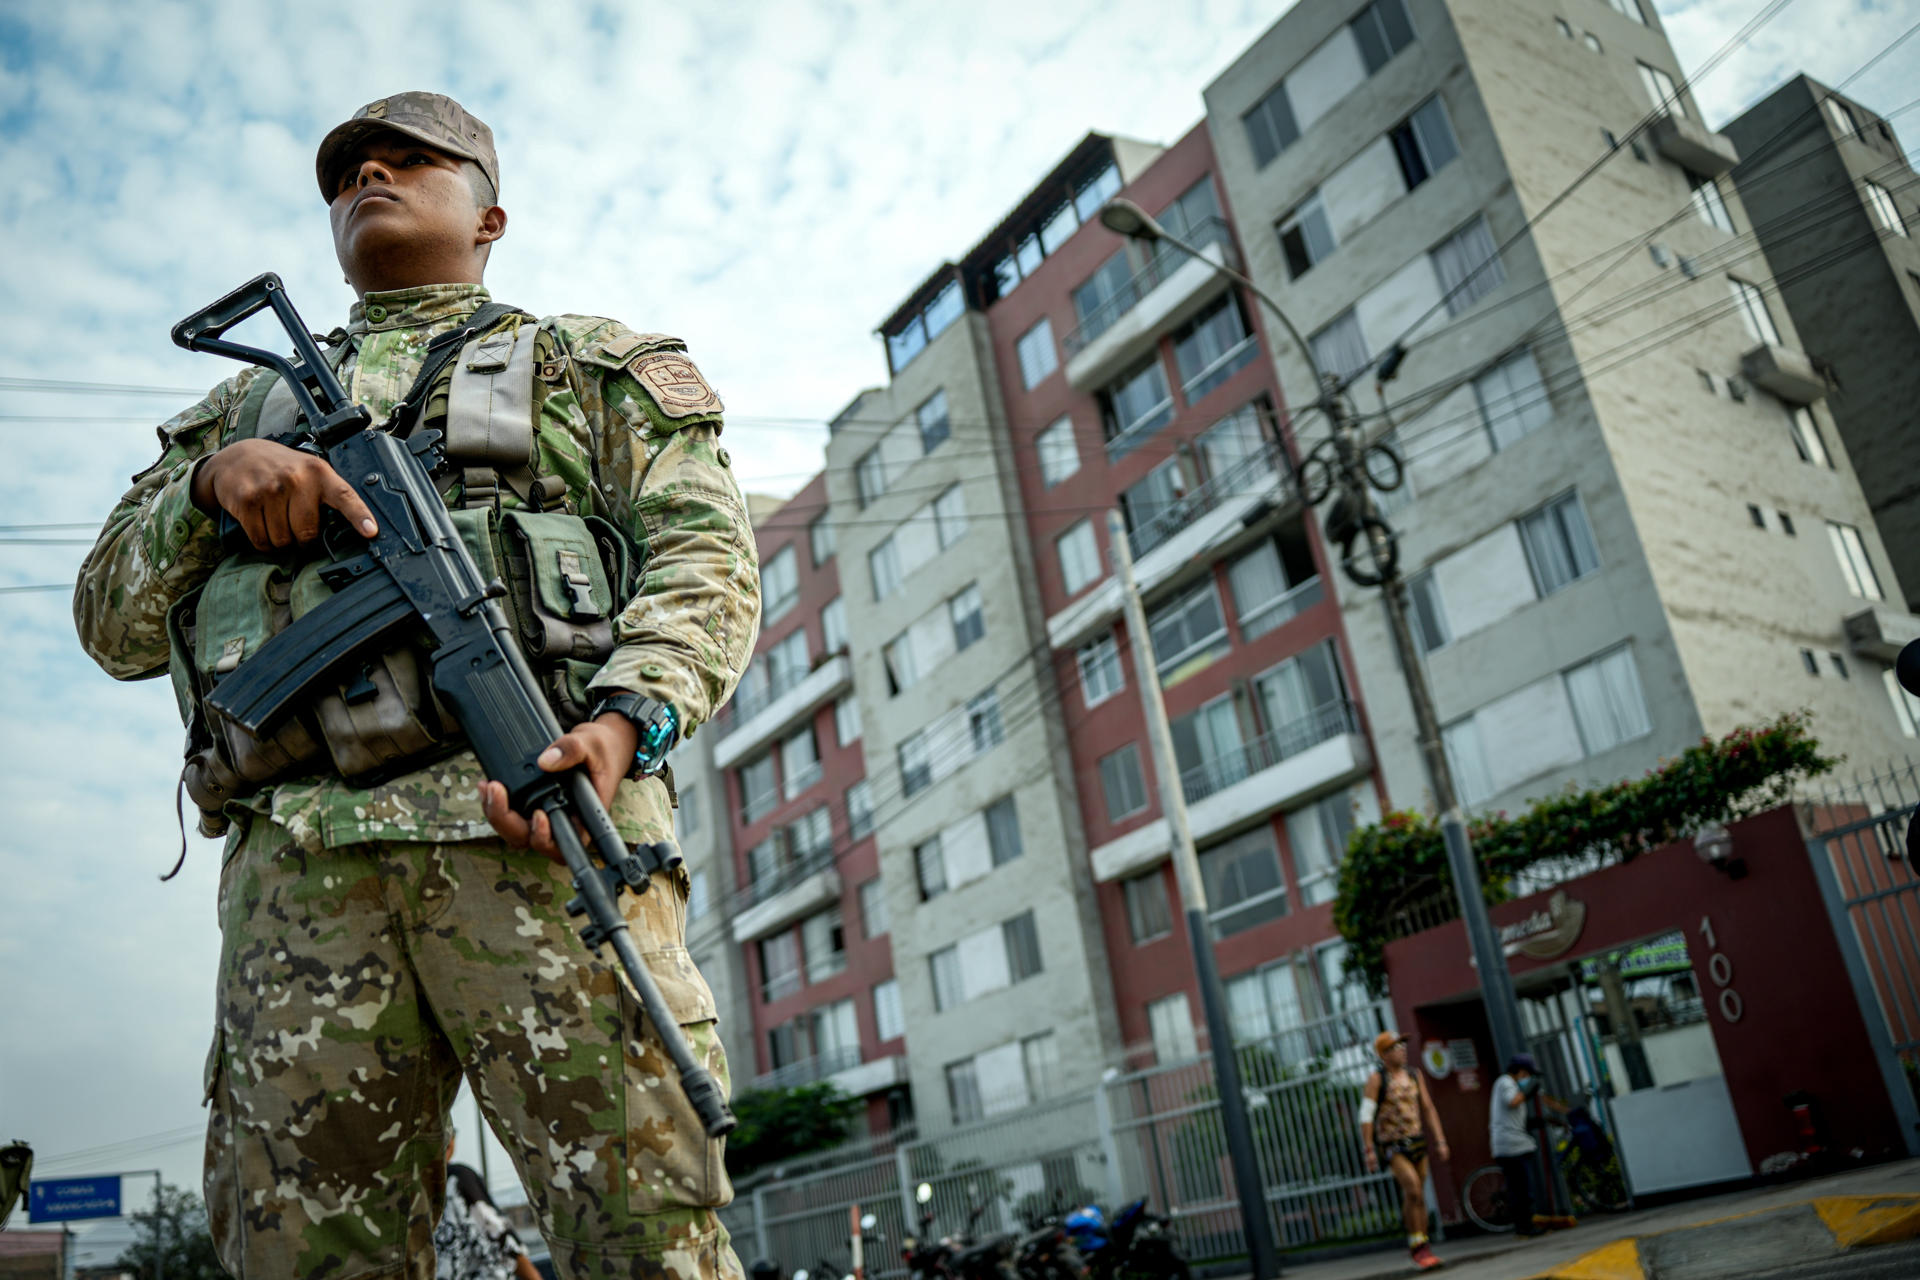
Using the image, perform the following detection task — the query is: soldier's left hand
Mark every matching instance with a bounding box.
[480,714,639,862]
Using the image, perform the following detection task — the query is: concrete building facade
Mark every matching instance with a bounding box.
[1724,76,1920,617]
[1201,0,1919,818]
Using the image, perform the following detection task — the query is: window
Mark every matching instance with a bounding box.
[787,805,833,862]
[809,514,835,566]
[1243,80,1300,169]
[1278,191,1338,279]
[1099,744,1149,823]
[1073,162,1122,222]
[1728,278,1782,346]
[1125,869,1173,943]
[1638,62,1683,118]
[1016,318,1058,389]
[1825,97,1860,138]
[1122,456,1191,542]
[1388,96,1459,190]
[1197,402,1271,480]
[760,931,801,1002]
[802,907,846,981]
[810,998,859,1067]
[1309,308,1371,382]
[1886,669,1920,737]
[986,796,1023,866]
[1004,912,1043,981]
[930,484,970,550]
[1518,491,1601,595]
[834,696,862,747]
[1057,520,1102,595]
[688,869,710,920]
[1351,0,1415,73]
[1227,962,1306,1051]
[762,545,799,623]
[1555,17,1574,38]
[1148,992,1199,1062]
[1103,357,1175,452]
[765,626,810,695]
[1252,640,1349,742]
[1172,294,1257,402]
[899,731,933,798]
[1078,632,1126,707]
[1607,0,1647,22]
[1432,216,1505,316]
[1172,694,1247,795]
[1688,172,1733,233]
[1830,652,1851,679]
[950,584,985,651]
[1406,570,1450,653]
[822,595,848,653]
[930,945,964,1012]
[1037,417,1080,487]
[1564,646,1652,755]
[860,877,889,938]
[846,780,874,841]
[874,979,904,1041]
[1789,406,1832,468]
[781,727,821,801]
[1314,939,1372,1015]
[746,836,779,889]
[869,537,902,601]
[1021,1031,1061,1102]
[1747,503,1766,528]
[675,784,700,841]
[1866,180,1908,236]
[1474,348,1552,448]
[1148,579,1228,678]
[886,278,964,374]
[1227,527,1321,642]
[739,755,777,824]
[1199,826,1288,935]
[967,688,1005,753]
[1074,252,1138,329]
[856,446,887,507]
[1583,32,1603,53]
[1781,512,1797,537]
[916,389,952,453]
[1442,715,1494,806]
[1287,791,1359,907]
[945,1057,983,1124]
[767,1019,801,1069]
[1828,522,1885,600]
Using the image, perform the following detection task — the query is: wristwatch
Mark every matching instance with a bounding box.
[590,691,679,779]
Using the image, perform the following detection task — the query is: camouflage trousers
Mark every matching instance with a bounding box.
[202,813,741,1279]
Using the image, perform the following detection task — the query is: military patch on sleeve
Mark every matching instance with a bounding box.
[629,351,724,419]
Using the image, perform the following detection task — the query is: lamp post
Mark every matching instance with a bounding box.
[1096,198,1530,1073]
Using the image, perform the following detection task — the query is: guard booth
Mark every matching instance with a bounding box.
[1381,805,1915,1222]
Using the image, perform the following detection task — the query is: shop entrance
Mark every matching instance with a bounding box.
[1513,929,1750,1195]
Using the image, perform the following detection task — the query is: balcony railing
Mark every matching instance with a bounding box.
[1179,700,1360,805]
[716,661,816,740]
[1062,218,1238,358]
[751,1044,864,1093]
[733,847,836,914]
[1129,442,1286,560]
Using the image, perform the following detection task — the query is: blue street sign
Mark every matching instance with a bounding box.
[28,1175,122,1222]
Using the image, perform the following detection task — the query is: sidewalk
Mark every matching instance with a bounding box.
[1263,1158,1920,1280]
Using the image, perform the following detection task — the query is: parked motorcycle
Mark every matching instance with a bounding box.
[1063,1200,1189,1280]
[794,1211,883,1280]
[901,1181,1019,1280]
[1010,1202,1084,1280]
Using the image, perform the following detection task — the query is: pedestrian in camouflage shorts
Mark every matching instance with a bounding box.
[74,93,761,1279]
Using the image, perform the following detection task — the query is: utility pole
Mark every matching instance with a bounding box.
[1107,509,1281,1280]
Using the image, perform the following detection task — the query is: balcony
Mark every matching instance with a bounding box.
[1845,604,1920,662]
[1089,702,1371,884]
[1063,218,1240,393]
[1648,113,1739,178]
[750,1049,909,1097]
[1740,343,1825,404]
[731,853,840,943]
[1047,457,1301,653]
[714,653,852,771]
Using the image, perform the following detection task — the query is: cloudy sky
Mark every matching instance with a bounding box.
[2,0,1914,1255]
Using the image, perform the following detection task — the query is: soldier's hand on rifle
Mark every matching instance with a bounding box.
[480,714,639,862]
[190,438,380,549]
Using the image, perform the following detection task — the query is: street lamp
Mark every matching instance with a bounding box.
[1097,193,1531,1099]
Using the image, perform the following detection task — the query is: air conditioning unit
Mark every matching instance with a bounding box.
[1725,376,1751,401]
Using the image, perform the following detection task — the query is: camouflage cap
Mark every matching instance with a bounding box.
[315,91,498,204]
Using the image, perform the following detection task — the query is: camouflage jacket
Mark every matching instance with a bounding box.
[74,282,761,852]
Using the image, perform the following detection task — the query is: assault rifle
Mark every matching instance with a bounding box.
[173,273,735,1137]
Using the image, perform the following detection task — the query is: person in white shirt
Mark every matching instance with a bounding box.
[1488,1054,1564,1236]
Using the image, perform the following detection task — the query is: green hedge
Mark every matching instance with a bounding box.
[1332,713,1837,993]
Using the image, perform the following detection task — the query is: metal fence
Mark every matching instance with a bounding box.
[724,1000,1401,1270]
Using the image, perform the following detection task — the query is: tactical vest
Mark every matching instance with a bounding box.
[167,309,644,836]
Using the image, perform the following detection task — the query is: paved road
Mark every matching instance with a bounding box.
[1742,1241,1920,1279]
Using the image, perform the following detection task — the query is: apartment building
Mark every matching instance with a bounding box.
[970,121,1389,1066]
[1724,77,1920,617]
[1200,0,1920,816]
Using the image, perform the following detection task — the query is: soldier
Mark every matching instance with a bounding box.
[73,92,761,1279]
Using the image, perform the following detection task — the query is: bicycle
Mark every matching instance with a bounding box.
[1460,1105,1630,1233]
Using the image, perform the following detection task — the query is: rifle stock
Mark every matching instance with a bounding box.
[176,275,734,1138]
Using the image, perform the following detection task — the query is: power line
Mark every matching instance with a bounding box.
[0,583,70,594]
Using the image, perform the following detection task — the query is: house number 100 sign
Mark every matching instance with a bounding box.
[1698,915,1744,1023]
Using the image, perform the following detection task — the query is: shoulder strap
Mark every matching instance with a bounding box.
[386,301,523,437]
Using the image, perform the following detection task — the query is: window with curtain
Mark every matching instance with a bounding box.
[1352,0,1415,71]
[860,877,888,938]
[1038,417,1080,487]
[869,536,902,601]
[1077,632,1125,707]
[1228,529,1321,641]
[1016,318,1058,389]
[802,908,846,981]
[675,784,701,840]
[915,836,947,901]
[780,726,821,801]
[1103,357,1175,451]
[1121,455,1192,539]
[846,780,874,841]
[1789,407,1832,467]
[760,930,801,1002]
[874,979,904,1041]
[931,945,964,1011]
[950,584,986,651]
[1125,870,1173,943]
[1243,80,1300,169]
[1197,403,1270,482]
[1388,96,1459,189]
[1057,520,1102,595]
[1432,216,1505,316]
[809,998,858,1066]
[1147,992,1199,1062]
[835,696,862,747]
[968,688,1005,753]
[1314,939,1372,1014]
[1828,522,1885,599]
[765,626,810,693]
[809,514,836,565]
[1074,251,1138,330]
[934,483,969,548]
[762,546,799,623]
[1473,348,1551,448]
[1518,491,1601,595]
[856,446,887,507]
[1226,961,1306,1052]
[945,1057,984,1123]
[1310,308,1371,381]
[1278,190,1338,279]
[787,806,832,861]
[986,796,1023,866]
[1158,175,1223,242]
[1564,646,1652,755]
[1021,1032,1061,1101]
[1148,579,1228,677]
[1004,912,1043,980]
[1198,827,1288,935]
[1171,695,1247,795]
[1406,570,1450,653]
[1286,791,1357,907]
[1442,716,1494,806]
[899,730,932,798]
[1253,639,1348,743]
[1172,294,1256,402]
[821,596,848,654]
[739,755,777,824]
[1099,744,1149,822]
